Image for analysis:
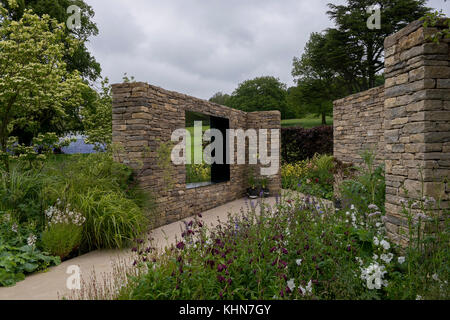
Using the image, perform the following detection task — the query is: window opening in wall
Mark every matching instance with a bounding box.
[185,111,230,189]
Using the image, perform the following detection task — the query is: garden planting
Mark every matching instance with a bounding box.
[0,152,151,287]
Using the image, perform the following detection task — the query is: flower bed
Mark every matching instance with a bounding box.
[114,192,448,300]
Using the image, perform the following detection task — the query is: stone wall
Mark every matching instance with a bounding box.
[334,86,385,165]
[112,82,281,227]
[334,19,449,245]
[384,20,449,245]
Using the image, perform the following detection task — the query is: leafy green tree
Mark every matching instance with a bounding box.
[81,78,113,150]
[228,76,290,119]
[209,92,231,106]
[326,0,430,89]
[1,0,101,81]
[292,32,348,124]
[0,4,87,170]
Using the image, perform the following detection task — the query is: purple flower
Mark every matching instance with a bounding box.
[282,248,288,255]
[131,247,138,252]
[176,242,185,250]
[217,275,225,283]
[217,264,227,272]
[270,246,277,253]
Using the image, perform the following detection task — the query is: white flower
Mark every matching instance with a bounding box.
[287,279,296,291]
[432,274,439,282]
[27,234,37,247]
[368,204,379,211]
[299,280,313,296]
[381,253,394,264]
[296,259,302,266]
[398,257,406,264]
[416,295,423,300]
[305,280,313,294]
[360,262,388,290]
[11,223,18,233]
[351,205,355,211]
[380,239,390,251]
[373,237,380,246]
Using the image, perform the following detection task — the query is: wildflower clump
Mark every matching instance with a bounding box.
[41,200,86,260]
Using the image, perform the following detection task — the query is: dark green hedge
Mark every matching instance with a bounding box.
[281,126,333,163]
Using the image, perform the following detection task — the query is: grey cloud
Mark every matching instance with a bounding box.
[86,0,449,99]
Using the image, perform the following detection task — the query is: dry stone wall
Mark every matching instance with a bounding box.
[384,20,449,245]
[334,86,385,165]
[112,82,281,228]
[334,19,449,245]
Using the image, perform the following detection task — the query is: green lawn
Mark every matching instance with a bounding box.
[282,116,333,128]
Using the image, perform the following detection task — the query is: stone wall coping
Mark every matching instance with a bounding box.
[333,85,384,105]
[112,82,283,117]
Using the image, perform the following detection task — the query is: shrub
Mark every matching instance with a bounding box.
[0,212,60,287]
[282,154,335,200]
[42,224,82,261]
[339,151,385,213]
[42,153,151,250]
[281,126,333,163]
[0,168,44,224]
[41,202,85,260]
[76,190,147,250]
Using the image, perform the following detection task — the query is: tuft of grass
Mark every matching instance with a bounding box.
[282,117,333,128]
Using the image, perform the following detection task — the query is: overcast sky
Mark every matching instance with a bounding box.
[85,0,449,99]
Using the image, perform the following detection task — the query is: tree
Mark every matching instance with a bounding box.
[292,32,348,124]
[209,92,231,106]
[1,0,101,81]
[81,78,113,150]
[228,76,289,119]
[0,4,87,170]
[326,0,430,89]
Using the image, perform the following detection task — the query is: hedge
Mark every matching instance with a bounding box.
[281,126,333,163]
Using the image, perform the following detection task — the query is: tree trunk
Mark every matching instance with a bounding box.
[322,112,327,125]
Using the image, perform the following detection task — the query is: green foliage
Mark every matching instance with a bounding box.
[75,189,147,250]
[0,6,88,159]
[1,0,101,81]
[0,244,60,287]
[0,133,74,172]
[42,153,150,250]
[0,213,60,287]
[41,223,82,260]
[325,0,430,90]
[0,168,44,223]
[81,78,113,149]
[340,150,386,213]
[292,0,431,100]
[421,9,450,43]
[186,164,211,184]
[227,76,289,119]
[282,154,335,200]
[209,92,232,106]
